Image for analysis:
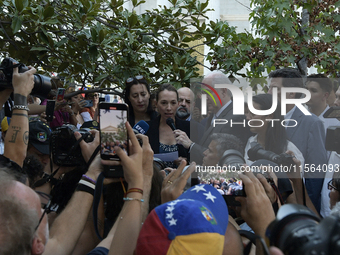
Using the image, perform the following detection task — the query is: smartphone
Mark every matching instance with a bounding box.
[57,88,66,101]
[83,100,93,108]
[223,183,246,206]
[45,100,55,122]
[99,103,129,161]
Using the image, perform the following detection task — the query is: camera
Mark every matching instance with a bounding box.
[247,143,295,167]
[267,204,340,255]
[51,124,94,166]
[0,57,52,97]
[218,149,246,170]
[325,126,340,154]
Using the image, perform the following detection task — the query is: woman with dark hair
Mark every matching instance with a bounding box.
[244,93,304,166]
[146,84,190,167]
[123,75,157,126]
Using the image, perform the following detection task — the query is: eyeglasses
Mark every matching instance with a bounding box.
[126,75,145,84]
[93,94,99,98]
[328,179,339,191]
[35,200,51,231]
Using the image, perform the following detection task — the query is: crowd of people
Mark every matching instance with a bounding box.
[0,66,340,255]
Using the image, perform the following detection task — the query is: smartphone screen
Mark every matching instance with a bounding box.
[99,103,129,160]
[57,88,65,101]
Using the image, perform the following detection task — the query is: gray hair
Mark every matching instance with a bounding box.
[210,133,244,157]
[204,71,233,97]
[0,171,39,255]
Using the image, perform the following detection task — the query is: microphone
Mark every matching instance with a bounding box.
[166,117,176,131]
[133,120,149,135]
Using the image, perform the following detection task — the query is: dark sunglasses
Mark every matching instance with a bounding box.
[328,179,339,191]
[93,94,99,98]
[126,75,145,84]
[35,200,51,231]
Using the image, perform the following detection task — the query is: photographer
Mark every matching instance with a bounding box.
[0,127,110,255]
[3,65,36,167]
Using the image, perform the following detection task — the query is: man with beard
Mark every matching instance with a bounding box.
[176,87,195,121]
[176,87,203,144]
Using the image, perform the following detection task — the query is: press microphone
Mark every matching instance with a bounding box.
[133,120,149,135]
[166,117,176,131]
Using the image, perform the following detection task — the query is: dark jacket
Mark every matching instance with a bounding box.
[146,116,190,160]
[128,110,158,127]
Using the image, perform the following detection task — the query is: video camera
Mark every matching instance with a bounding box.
[247,143,295,167]
[50,124,94,166]
[267,204,340,255]
[0,57,52,97]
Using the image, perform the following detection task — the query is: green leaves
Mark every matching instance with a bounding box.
[43,6,54,20]
[14,0,28,12]
[11,15,23,33]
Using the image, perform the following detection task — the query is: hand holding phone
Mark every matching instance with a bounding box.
[82,100,93,108]
[101,121,144,184]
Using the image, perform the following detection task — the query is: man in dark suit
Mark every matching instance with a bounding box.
[268,68,328,212]
[174,71,251,165]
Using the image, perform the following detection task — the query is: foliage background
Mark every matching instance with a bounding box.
[1,0,340,94]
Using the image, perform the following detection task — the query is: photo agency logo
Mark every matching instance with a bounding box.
[196,79,312,128]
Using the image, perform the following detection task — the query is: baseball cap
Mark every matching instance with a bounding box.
[1,117,11,132]
[29,121,52,155]
[135,184,228,255]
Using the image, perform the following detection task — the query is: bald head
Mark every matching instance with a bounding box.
[202,71,233,113]
[0,169,48,255]
[177,87,195,119]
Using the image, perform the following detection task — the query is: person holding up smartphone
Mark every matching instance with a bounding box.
[80,92,100,122]
[66,92,87,129]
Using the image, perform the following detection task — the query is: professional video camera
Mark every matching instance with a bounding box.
[0,57,52,97]
[267,204,340,255]
[51,124,94,166]
[247,143,295,167]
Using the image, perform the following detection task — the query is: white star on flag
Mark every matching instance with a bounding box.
[168,218,177,226]
[203,191,216,203]
[166,212,174,219]
[165,206,175,212]
[168,201,178,206]
[191,185,206,193]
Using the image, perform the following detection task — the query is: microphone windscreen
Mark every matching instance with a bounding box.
[133,120,149,134]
